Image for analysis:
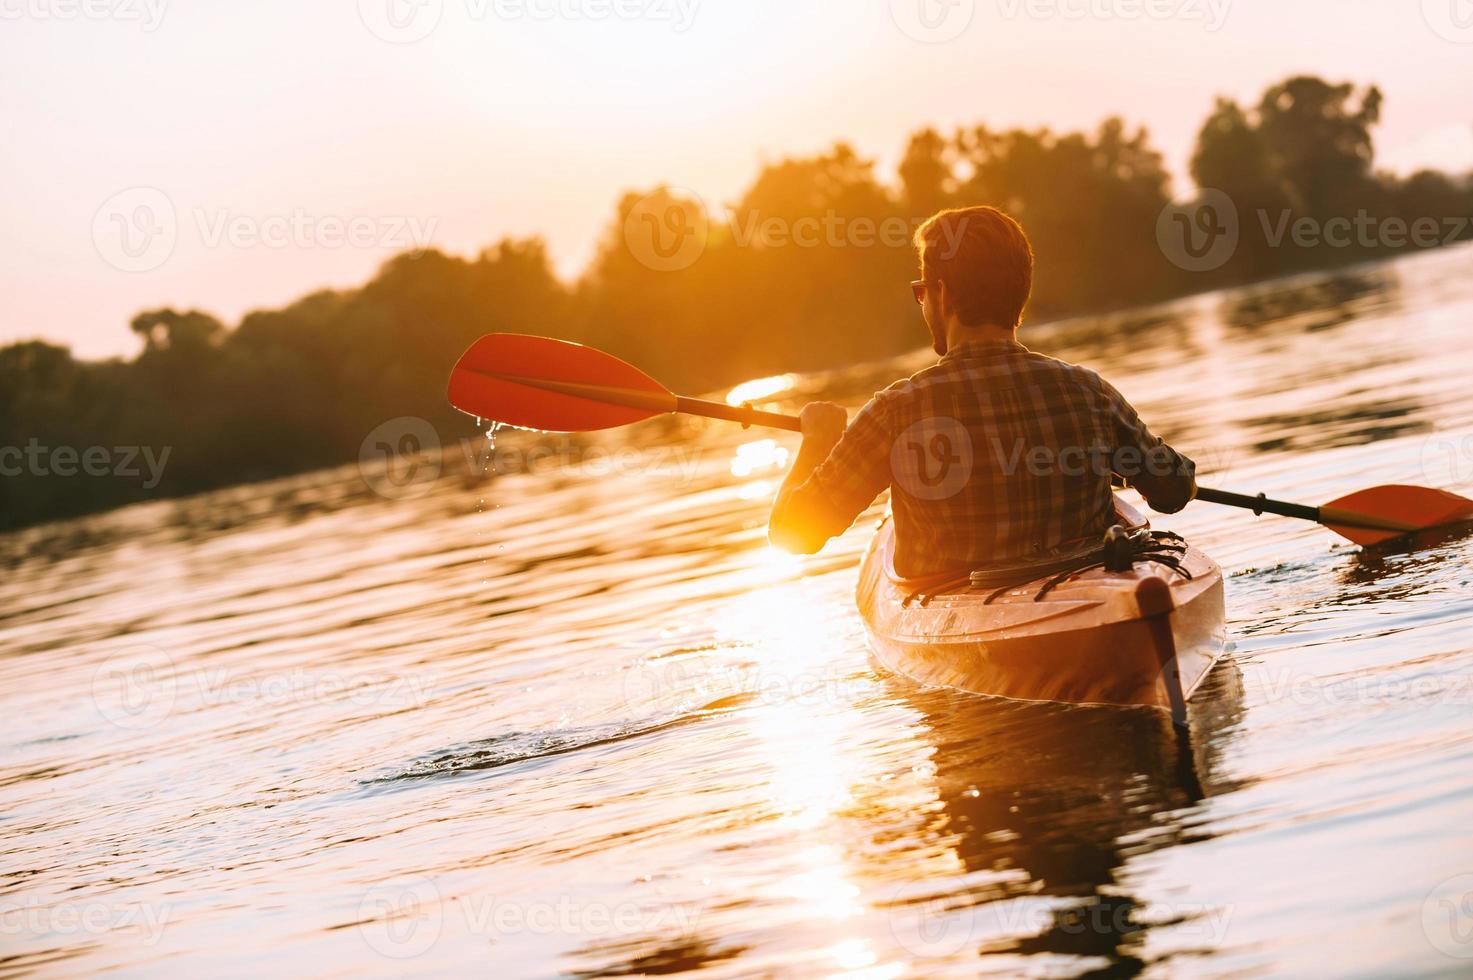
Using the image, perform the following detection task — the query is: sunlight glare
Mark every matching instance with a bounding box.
[726,375,796,407]
[738,479,775,500]
[730,439,790,477]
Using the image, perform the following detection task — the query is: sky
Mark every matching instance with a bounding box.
[4,0,1472,358]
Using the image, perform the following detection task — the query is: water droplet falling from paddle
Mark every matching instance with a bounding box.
[477,421,506,586]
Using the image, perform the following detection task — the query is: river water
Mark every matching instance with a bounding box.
[4,244,1473,978]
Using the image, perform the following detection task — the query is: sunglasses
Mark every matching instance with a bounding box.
[910,279,933,305]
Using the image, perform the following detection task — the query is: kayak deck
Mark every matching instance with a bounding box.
[856,514,1227,710]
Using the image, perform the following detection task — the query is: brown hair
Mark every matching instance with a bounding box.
[914,206,1034,329]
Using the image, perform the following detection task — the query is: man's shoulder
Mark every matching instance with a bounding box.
[907,348,1109,390]
[1019,350,1108,389]
[866,371,929,406]
[866,350,1116,412]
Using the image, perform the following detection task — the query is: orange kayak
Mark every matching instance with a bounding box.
[855,503,1226,712]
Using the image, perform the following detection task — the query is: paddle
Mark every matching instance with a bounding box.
[448,333,1473,547]
[1192,485,1473,547]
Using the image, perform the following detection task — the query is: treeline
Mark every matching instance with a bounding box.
[3,75,1471,530]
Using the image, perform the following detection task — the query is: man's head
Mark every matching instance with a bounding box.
[912,206,1034,356]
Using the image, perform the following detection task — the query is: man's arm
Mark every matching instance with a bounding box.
[769,402,851,554]
[1099,379,1197,514]
[769,396,894,554]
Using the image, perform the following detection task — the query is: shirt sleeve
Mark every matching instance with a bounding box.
[1096,376,1197,513]
[789,392,895,532]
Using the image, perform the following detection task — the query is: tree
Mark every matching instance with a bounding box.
[1190,97,1294,278]
[898,128,955,218]
[1255,76,1383,222]
[130,308,225,356]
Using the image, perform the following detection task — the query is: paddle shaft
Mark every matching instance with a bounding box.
[1194,486,1318,521]
[676,396,802,432]
[463,366,805,433]
[1194,487,1416,533]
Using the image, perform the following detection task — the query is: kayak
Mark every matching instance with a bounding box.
[855,499,1226,712]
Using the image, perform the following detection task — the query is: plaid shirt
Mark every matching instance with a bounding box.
[794,337,1196,578]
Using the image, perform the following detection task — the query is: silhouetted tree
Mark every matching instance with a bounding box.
[899,128,956,218]
[1255,76,1383,222]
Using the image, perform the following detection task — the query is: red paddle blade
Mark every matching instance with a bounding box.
[448,334,677,433]
[1321,484,1473,546]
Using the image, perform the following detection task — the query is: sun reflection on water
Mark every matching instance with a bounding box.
[730,439,791,478]
[726,374,797,407]
[708,552,927,976]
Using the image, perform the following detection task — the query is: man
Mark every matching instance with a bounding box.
[768,205,1196,578]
